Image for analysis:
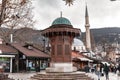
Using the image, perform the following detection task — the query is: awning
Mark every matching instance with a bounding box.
[0,55,15,57]
[78,57,93,62]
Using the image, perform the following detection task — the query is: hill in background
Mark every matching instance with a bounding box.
[81,27,120,45]
[0,27,120,46]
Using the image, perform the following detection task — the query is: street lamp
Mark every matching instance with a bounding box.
[42,37,46,52]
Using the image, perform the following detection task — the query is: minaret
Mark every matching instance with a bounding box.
[85,4,91,51]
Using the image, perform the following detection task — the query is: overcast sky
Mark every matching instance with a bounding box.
[32,0,120,32]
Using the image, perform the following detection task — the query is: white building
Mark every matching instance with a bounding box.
[72,38,86,52]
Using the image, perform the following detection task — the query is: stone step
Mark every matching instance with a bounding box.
[32,76,89,79]
[31,78,93,80]
[34,73,86,76]
[32,78,74,80]
[36,73,85,76]
[33,74,88,78]
[32,75,73,78]
[31,77,93,80]
[75,77,94,80]
[30,72,93,80]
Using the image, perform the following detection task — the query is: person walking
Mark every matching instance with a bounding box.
[100,63,104,76]
[104,63,110,80]
[96,64,101,80]
[84,65,90,73]
[117,64,120,72]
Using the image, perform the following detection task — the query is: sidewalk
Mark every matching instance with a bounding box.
[7,72,37,80]
[86,72,119,80]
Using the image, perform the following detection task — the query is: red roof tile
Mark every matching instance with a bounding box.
[72,51,84,58]
[0,44,18,54]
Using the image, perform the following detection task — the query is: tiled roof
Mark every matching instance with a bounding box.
[72,51,93,62]
[11,43,50,58]
[72,51,84,58]
[0,44,18,54]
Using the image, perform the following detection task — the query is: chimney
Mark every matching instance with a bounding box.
[10,34,13,43]
[28,45,33,50]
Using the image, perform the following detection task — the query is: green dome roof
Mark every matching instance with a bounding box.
[52,17,71,25]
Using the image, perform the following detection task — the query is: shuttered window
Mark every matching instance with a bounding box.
[57,45,62,55]
[65,45,70,55]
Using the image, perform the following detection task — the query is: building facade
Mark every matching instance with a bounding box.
[0,42,50,73]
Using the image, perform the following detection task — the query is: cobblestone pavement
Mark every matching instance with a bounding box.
[7,72,37,80]
[86,72,119,80]
[7,71,120,80]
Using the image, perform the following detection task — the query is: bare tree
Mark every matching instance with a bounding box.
[14,27,35,43]
[0,0,34,43]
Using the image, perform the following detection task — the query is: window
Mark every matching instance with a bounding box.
[65,45,70,55]
[57,45,62,55]
[51,45,55,55]
[58,36,63,42]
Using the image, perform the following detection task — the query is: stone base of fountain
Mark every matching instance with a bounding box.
[46,62,77,73]
[31,71,94,80]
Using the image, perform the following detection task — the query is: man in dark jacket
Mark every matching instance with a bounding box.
[117,64,120,72]
[104,63,110,80]
[84,65,90,73]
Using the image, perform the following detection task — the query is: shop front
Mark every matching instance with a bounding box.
[0,55,15,73]
[10,43,50,72]
[25,58,49,72]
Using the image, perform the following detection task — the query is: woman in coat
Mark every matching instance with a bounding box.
[104,63,110,80]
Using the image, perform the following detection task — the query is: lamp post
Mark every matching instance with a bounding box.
[42,37,46,52]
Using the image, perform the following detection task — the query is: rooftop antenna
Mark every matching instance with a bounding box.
[60,11,62,17]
